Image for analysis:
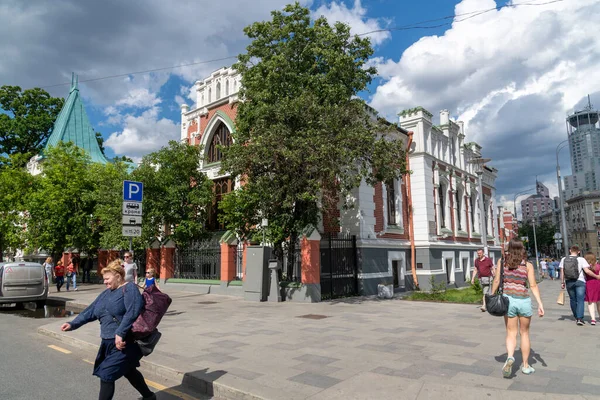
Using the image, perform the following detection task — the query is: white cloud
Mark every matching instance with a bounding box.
[104,107,180,158]
[370,0,600,197]
[314,0,391,46]
[115,88,161,109]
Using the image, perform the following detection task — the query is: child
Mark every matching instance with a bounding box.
[143,268,160,290]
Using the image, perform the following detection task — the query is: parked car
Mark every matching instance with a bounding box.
[0,261,48,307]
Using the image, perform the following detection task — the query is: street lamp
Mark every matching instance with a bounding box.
[468,157,491,256]
[556,139,570,257]
[513,188,535,222]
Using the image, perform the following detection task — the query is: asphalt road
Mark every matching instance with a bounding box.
[0,303,212,400]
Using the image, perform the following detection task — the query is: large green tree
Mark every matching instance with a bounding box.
[0,155,34,261]
[132,141,213,245]
[220,3,407,269]
[519,220,558,256]
[26,142,95,256]
[0,86,64,165]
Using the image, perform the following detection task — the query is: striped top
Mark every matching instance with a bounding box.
[503,261,529,299]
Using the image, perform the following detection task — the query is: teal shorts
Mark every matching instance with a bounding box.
[504,295,532,318]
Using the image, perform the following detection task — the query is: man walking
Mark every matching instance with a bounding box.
[471,249,495,312]
[560,245,599,325]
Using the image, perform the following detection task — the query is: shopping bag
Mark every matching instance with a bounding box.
[557,290,565,306]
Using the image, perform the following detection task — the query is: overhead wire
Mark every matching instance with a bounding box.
[38,0,564,89]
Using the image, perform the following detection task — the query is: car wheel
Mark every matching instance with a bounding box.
[14,302,25,310]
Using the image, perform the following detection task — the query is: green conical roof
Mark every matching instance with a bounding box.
[45,73,109,164]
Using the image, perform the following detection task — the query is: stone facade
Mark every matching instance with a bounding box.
[565,192,600,257]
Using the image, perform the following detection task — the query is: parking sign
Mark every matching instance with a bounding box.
[123,180,143,202]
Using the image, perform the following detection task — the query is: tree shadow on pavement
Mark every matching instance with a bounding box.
[495,348,546,379]
[557,314,576,321]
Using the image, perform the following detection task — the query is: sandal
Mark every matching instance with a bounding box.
[521,365,535,375]
[502,357,514,378]
[592,320,596,326]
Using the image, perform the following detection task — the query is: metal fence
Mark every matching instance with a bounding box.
[281,240,301,282]
[235,244,244,280]
[175,238,221,280]
[320,233,358,300]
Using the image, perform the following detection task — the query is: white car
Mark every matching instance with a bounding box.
[0,262,48,307]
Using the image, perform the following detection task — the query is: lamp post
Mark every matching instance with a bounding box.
[468,157,491,256]
[556,139,570,256]
[532,214,540,277]
[513,188,535,222]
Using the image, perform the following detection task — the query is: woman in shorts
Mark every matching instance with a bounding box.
[492,238,544,377]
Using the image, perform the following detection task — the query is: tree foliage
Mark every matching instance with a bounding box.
[133,141,213,245]
[519,220,558,255]
[221,3,407,257]
[0,86,64,166]
[0,157,34,260]
[26,142,95,256]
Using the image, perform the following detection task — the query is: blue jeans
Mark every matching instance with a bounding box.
[66,273,77,290]
[566,279,586,319]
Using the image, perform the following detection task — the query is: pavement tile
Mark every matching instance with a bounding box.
[583,376,600,386]
[288,371,342,389]
[292,362,342,375]
[191,352,239,364]
[293,353,339,365]
[209,339,248,348]
[451,371,513,389]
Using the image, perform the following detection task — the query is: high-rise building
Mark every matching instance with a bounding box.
[521,181,554,222]
[563,97,600,199]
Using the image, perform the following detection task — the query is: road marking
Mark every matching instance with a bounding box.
[82,359,94,365]
[145,379,199,400]
[48,344,72,354]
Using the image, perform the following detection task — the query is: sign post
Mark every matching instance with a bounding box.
[122,181,144,251]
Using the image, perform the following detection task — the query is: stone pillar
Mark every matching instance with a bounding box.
[108,250,120,263]
[160,239,176,282]
[242,242,248,281]
[220,231,238,284]
[146,239,161,276]
[98,250,109,275]
[300,226,321,302]
[61,252,72,268]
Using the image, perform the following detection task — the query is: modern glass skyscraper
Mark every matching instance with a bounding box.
[563,97,600,199]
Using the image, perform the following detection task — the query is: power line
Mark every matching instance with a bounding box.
[40,56,238,89]
[38,0,563,89]
[356,0,564,36]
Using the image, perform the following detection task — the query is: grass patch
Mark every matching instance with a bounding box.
[405,277,482,304]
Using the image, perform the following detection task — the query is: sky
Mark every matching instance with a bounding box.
[1,0,599,212]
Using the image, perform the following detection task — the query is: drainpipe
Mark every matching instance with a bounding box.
[405,131,419,289]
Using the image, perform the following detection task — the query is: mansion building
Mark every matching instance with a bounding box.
[180,66,502,292]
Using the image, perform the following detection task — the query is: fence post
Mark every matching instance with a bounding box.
[160,239,176,282]
[220,231,238,284]
[97,250,109,276]
[146,239,161,277]
[301,225,322,302]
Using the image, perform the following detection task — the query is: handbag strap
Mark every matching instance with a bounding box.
[497,259,505,294]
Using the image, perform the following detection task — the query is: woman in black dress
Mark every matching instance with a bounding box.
[61,259,155,400]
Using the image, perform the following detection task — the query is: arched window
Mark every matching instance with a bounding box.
[208,88,212,103]
[233,80,237,92]
[225,80,229,96]
[216,82,221,99]
[208,122,233,163]
[386,179,396,226]
[201,93,204,106]
[455,190,462,231]
[470,194,476,232]
[438,184,446,229]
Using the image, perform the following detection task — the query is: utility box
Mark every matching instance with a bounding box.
[244,246,271,301]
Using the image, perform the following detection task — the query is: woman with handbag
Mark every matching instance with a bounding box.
[491,238,544,378]
[60,259,156,400]
[583,252,600,325]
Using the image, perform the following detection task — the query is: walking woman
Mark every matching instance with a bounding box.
[42,257,54,286]
[583,252,600,325]
[492,238,544,377]
[60,259,155,400]
[54,260,65,292]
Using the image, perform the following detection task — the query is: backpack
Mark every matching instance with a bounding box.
[563,256,580,280]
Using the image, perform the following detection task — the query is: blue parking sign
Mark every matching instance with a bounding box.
[123,180,143,202]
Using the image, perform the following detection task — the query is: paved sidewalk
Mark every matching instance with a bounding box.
[39,280,600,399]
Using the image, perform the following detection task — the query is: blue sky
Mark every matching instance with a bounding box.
[1,0,599,209]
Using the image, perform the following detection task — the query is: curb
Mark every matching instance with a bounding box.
[37,326,266,400]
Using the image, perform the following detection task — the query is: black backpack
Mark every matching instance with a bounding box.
[563,256,580,280]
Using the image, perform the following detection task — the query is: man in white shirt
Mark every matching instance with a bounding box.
[559,245,599,325]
